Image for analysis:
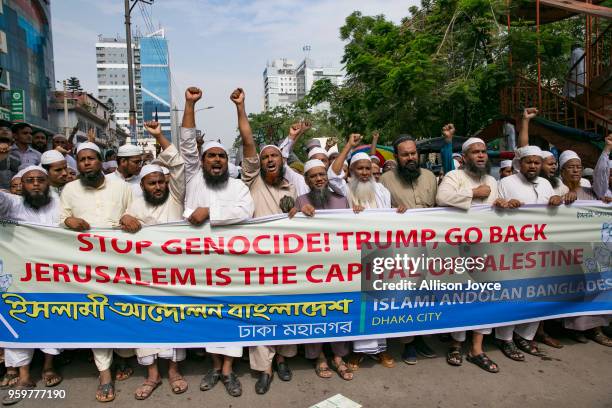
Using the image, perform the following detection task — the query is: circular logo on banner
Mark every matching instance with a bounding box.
[12,92,21,100]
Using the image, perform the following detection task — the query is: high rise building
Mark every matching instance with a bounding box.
[263,57,344,111]
[139,29,171,140]
[263,59,297,111]
[96,29,172,141]
[0,0,55,130]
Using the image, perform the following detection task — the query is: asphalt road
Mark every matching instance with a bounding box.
[8,335,612,408]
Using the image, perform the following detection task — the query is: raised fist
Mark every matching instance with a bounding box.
[230,88,245,105]
[523,107,538,120]
[144,121,162,137]
[442,123,455,139]
[185,87,202,102]
[348,133,362,147]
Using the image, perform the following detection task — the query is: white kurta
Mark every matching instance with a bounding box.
[498,173,555,204]
[553,177,570,196]
[106,169,143,198]
[180,128,254,226]
[127,145,185,225]
[496,172,555,341]
[0,192,61,366]
[436,169,499,210]
[328,167,391,208]
[278,136,309,195]
[60,177,133,228]
[0,191,60,225]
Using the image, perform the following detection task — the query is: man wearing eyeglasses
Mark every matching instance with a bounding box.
[106,144,145,197]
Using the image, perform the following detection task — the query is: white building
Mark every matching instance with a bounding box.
[263,57,344,111]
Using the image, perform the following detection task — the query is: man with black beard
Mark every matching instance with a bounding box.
[126,121,185,225]
[378,134,437,365]
[380,134,437,211]
[436,138,504,373]
[0,165,63,405]
[59,141,140,403]
[178,87,253,398]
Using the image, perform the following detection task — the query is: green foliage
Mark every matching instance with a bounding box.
[299,0,586,144]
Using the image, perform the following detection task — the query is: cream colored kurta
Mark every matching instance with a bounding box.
[436,169,498,210]
[379,167,437,208]
[106,168,143,198]
[60,176,133,228]
[127,145,185,225]
[242,155,296,218]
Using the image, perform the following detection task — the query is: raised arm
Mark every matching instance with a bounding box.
[518,107,537,148]
[331,133,361,176]
[177,87,202,181]
[146,120,185,202]
[230,88,256,159]
[181,87,201,129]
[440,123,455,173]
[369,130,379,156]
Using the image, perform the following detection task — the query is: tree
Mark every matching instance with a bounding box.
[106,98,116,120]
[65,77,83,93]
[304,1,585,145]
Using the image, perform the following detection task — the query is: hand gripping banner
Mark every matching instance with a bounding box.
[0,202,610,348]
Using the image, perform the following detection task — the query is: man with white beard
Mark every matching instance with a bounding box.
[496,145,563,360]
[328,133,391,212]
[0,165,63,405]
[328,133,394,368]
[178,87,254,397]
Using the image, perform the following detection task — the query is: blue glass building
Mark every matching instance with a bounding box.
[0,0,55,130]
[139,30,171,141]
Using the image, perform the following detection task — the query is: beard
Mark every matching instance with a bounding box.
[143,188,170,206]
[397,160,421,184]
[23,187,51,209]
[307,186,331,208]
[562,177,581,192]
[203,169,229,189]
[348,176,377,207]
[464,159,491,178]
[80,170,105,188]
[261,165,285,187]
[542,173,560,189]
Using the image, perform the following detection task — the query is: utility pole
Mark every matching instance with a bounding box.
[124,0,153,145]
[63,80,69,138]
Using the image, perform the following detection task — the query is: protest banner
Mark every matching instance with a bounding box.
[0,202,610,348]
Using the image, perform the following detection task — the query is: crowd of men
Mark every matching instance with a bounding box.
[0,87,611,405]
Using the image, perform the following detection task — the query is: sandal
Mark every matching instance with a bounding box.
[496,340,525,361]
[514,336,545,356]
[535,334,563,349]
[0,372,18,390]
[42,369,63,387]
[169,374,188,394]
[221,372,242,397]
[2,382,35,406]
[331,359,353,381]
[314,358,333,379]
[347,354,364,371]
[467,353,499,373]
[446,346,463,366]
[114,361,133,381]
[134,379,161,400]
[566,329,589,344]
[200,368,221,391]
[95,382,115,403]
[588,329,612,347]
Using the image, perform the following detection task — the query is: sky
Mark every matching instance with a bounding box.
[51,0,419,147]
